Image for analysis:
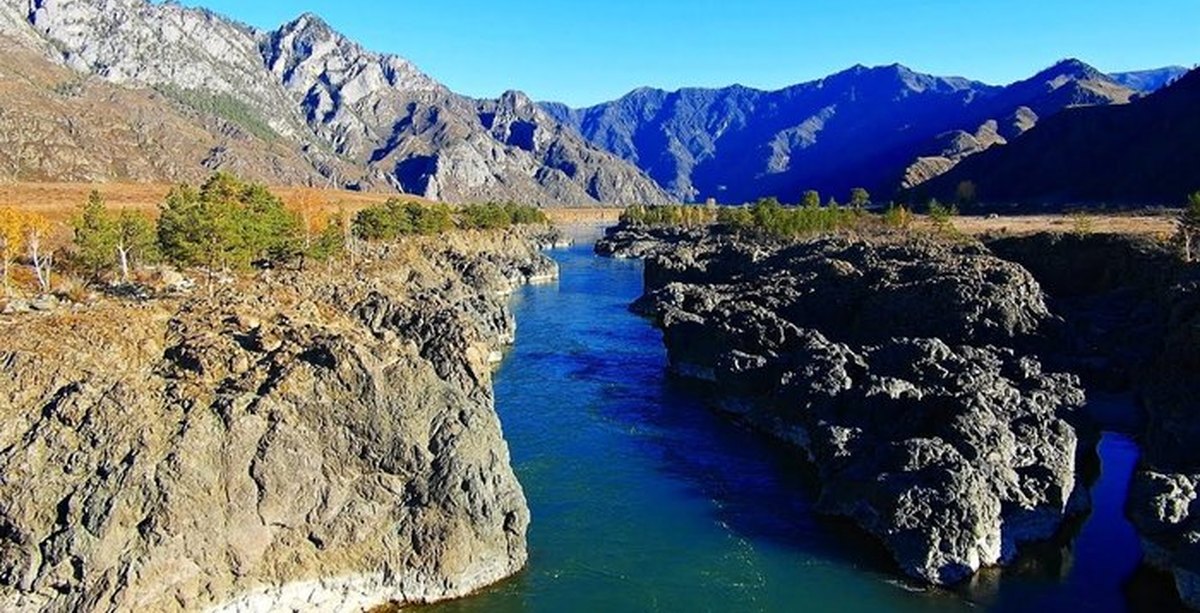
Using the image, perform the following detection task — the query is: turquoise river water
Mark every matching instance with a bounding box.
[428,241,1167,612]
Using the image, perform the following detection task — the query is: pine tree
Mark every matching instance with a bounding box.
[73,190,117,279]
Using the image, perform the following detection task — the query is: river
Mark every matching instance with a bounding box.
[428,241,1163,612]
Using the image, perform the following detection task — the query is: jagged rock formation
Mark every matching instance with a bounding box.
[595,225,1088,585]
[0,31,353,185]
[544,60,1144,203]
[913,67,1200,207]
[0,229,559,611]
[986,232,1200,607]
[0,0,669,205]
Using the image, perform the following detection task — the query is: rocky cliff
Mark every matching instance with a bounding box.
[0,228,559,611]
[986,232,1200,608]
[595,225,1088,585]
[0,0,669,205]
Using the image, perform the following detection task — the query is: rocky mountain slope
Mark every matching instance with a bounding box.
[0,0,668,205]
[914,67,1200,206]
[595,225,1088,585]
[0,229,559,611]
[544,60,1149,203]
[1110,66,1189,94]
[0,30,353,186]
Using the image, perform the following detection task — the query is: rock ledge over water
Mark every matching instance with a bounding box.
[0,229,557,611]
[598,225,1088,585]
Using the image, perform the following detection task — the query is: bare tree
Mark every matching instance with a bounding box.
[24,214,53,294]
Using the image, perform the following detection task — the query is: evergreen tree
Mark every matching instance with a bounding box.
[157,173,303,286]
[72,190,117,279]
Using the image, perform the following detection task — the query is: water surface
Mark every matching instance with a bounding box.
[429,242,1154,612]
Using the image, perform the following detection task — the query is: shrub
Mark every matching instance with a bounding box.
[308,216,345,263]
[927,199,959,234]
[1068,211,1095,237]
[883,204,914,230]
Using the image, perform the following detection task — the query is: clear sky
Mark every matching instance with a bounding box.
[182,0,1199,107]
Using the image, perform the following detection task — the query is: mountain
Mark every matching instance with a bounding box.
[0,0,669,205]
[912,68,1200,206]
[898,59,1136,189]
[1109,66,1190,94]
[543,60,1139,203]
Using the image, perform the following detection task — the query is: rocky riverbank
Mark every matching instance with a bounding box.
[986,232,1200,608]
[0,228,560,612]
[601,222,1200,605]
[597,224,1090,585]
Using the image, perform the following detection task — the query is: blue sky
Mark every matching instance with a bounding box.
[184,0,1198,107]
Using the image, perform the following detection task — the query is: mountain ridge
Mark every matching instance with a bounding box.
[912,67,1200,206]
[542,58,1173,203]
[0,0,671,205]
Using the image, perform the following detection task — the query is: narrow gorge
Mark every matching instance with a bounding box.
[594,222,1200,608]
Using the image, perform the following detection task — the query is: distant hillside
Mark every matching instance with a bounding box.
[1109,66,1189,94]
[0,0,669,205]
[912,68,1200,207]
[543,60,1141,203]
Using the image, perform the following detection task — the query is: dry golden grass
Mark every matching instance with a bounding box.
[0,181,420,223]
[948,213,1176,237]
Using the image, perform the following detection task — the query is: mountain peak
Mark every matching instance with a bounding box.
[1037,58,1105,82]
[498,89,535,110]
[279,11,338,40]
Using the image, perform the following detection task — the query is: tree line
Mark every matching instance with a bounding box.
[2,172,550,298]
[619,186,969,239]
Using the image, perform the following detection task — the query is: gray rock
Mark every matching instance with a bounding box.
[0,0,670,204]
[602,226,1088,585]
[0,230,553,611]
